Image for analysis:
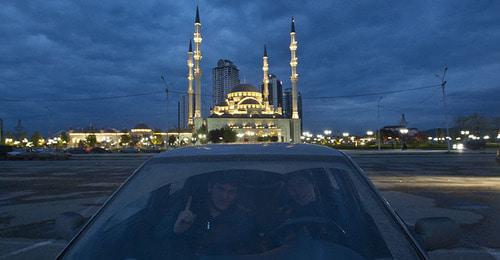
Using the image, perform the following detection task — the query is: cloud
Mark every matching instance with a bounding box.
[0,0,499,135]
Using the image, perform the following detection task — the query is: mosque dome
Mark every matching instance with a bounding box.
[240,99,260,105]
[133,123,150,129]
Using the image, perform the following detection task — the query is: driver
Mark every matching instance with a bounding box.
[261,173,337,248]
[167,174,259,256]
[283,173,326,219]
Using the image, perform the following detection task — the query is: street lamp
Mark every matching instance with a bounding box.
[342,132,349,137]
[324,130,332,136]
[366,131,374,136]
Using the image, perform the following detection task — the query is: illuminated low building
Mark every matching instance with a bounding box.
[67,123,192,148]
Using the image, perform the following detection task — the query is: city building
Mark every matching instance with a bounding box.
[212,59,240,107]
[381,114,418,140]
[261,74,283,109]
[14,119,25,140]
[283,88,302,119]
[185,6,302,143]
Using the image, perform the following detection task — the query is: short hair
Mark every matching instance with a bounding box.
[285,171,314,184]
[209,170,240,187]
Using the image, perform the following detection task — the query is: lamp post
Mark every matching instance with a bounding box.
[437,66,451,152]
[377,96,383,151]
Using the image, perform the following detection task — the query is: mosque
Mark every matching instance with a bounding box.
[185,6,302,143]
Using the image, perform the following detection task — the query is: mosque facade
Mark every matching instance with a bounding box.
[185,6,302,143]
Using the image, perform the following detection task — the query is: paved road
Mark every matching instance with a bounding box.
[0,151,499,259]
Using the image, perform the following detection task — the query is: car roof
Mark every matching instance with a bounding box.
[155,143,345,159]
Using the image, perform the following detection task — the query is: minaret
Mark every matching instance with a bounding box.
[193,5,203,118]
[187,40,194,126]
[262,45,270,110]
[289,17,299,120]
[289,17,301,143]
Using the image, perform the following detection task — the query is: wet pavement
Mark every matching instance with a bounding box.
[0,151,499,259]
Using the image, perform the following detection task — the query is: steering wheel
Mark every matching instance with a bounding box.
[267,216,347,244]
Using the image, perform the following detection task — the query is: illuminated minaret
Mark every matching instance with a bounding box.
[262,45,270,110]
[193,6,202,118]
[187,40,194,126]
[289,17,299,119]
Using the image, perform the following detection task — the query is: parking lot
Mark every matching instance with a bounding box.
[0,151,499,259]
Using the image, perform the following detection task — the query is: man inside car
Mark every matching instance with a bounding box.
[161,174,259,256]
[261,172,344,248]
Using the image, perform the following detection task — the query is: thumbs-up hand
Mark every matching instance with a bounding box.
[173,196,197,234]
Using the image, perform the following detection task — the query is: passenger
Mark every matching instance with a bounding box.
[261,173,338,248]
[284,173,326,219]
[168,176,259,256]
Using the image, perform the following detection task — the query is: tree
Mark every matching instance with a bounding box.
[151,134,164,147]
[197,124,208,144]
[208,129,223,143]
[454,113,496,134]
[120,134,131,146]
[222,127,236,143]
[31,131,44,147]
[86,134,97,147]
[168,135,177,146]
[60,132,69,143]
[208,127,236,143]
[257,136,270,142]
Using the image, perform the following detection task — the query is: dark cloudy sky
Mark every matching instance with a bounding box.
[1,0,499,135]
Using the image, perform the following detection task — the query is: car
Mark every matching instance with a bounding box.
[56,144,459,259]
[0,145,14,159]
[64,147,88,154]
[120,147,140,153]
[89,147,112,154]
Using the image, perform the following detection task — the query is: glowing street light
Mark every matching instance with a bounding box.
[342,132,349,137]
[366,130,374,136]
[323,130,332,135]
[399,128,409,134]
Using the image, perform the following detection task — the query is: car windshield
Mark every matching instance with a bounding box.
[61,157,420,259]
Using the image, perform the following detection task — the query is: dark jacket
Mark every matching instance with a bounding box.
[155,196,259,257]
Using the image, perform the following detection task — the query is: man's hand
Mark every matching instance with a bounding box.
[173,196,197,234]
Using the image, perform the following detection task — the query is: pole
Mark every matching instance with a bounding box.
[377,96,383,151]
[161,75,169,150]
[439,66,451,152]
[0,118,3,144]
[177,100,181,131]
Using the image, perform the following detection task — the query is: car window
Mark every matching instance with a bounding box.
[61,158,420,259]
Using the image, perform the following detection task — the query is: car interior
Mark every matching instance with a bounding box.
[73,168,392,259]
